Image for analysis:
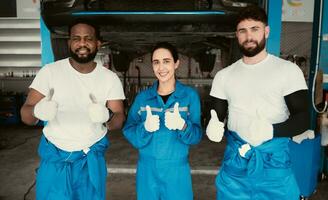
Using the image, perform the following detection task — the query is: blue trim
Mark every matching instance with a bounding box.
[40,17,54,66]
[320,0,328,89]
[266,0,282,56]
[72,11,226,15]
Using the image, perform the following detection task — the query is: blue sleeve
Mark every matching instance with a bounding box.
[177,89,203,145]
[122,94,153,149]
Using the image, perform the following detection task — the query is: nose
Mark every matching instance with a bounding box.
[77,38,87,46]
[245,31,252,41]
[158,62,165,70]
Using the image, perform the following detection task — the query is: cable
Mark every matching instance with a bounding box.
[311,0,327,114]
[23,180,36,200]
[23,168,38,200]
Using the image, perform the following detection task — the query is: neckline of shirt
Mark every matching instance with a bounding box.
[240,54,271,69]
[66,58,99,77]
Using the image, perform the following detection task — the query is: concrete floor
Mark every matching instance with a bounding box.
[0,124,327,200]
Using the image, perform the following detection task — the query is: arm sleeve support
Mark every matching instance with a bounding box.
[210,96,228,122]
[273,90,310,137]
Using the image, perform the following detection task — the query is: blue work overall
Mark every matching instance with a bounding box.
[36,135,109,200]
[216,131,300,200]
[123,80,202,200]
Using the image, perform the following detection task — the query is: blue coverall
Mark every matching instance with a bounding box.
[123,80,202,200]
[36,135,109,200]
[216,131,300,200]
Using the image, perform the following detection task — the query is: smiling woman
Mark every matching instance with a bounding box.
[123,42,203,200]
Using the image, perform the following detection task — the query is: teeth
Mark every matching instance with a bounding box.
[78,49,88,54]
[159,72,168,77]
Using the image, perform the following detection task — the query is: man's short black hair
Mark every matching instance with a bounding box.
[235,5,268,29]
[68,18,101,40]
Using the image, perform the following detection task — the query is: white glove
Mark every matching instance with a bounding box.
[88,94,109,123]
[165,102,186,130]
[206,109,224,142]
[34,88,57,121]
[144,105,160,132]
[238,143,251,158]
[247,110,273,146]
[292,130,315,144]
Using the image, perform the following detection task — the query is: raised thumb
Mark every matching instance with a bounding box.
[210,109,218,120]
[47,88,54,101]
[89,93,97,104]
[146,105,152,117]
[173,102,179,113]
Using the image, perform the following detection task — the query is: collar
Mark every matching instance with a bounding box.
[146,80,187,100]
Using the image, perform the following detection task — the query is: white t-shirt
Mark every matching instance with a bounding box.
[30,58,125,151]
[210,54,307,141]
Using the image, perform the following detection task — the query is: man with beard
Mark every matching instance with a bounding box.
[21,19,125,200]
[206,6,311,200]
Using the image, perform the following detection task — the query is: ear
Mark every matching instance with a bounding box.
[97,40,102,50]
[265,26,270,39]
[175,60,180,69]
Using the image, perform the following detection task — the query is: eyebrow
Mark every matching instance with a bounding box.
[152,58,172,62]
[237,25,261,31]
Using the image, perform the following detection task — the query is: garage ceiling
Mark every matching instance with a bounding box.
[42,0,264,59]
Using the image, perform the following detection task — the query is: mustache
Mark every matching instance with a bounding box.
[242,40,257,44]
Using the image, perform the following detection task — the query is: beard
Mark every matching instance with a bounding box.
[69,47,97,64]
[238,35,266,57]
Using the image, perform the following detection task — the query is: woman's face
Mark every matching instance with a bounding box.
[152,48,179,84]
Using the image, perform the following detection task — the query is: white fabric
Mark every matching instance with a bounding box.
[144,105,160,132]
[292,129,315,144]
[88,103,109,123]
[210,54,308,143]
[247,110,273,146]
[206,109,224,142]
[30,58,125,151]
[164,102,185,130]
[34,97,58,121]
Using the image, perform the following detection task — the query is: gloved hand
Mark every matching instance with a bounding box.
[144,105,160,132]
[292,130,315,144]
[165,102,186,130]
[88,94,109,123]
[246,110,273,146]
[238,143,251,158]
[206,109,224,142]
[34,88,57,121]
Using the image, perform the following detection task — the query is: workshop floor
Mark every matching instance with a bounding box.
[0,124,327,200]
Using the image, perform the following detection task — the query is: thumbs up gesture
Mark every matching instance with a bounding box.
[246,109,273,146]
[88,94,110,123]
[206,109,224,142]
[144,105,160,132]
[164,102,185,130]
[34,88,58,121]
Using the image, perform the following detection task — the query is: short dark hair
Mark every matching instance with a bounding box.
[235,5,268,28]
[68,19,101,40]
[151,42,179,63]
